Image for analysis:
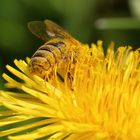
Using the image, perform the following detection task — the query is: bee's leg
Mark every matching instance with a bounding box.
[57,72,64,82]
[67,70,75,91]
[43,72,49,81]
[43,67,53,81]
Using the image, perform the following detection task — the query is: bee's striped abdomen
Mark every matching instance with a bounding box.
[38,41,65,61]
[29,41,66,75]
[46,41,66,57]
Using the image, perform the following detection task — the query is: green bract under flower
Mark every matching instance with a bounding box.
[0,41,140,140]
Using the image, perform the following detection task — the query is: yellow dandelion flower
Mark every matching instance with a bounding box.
[0,41,140,140]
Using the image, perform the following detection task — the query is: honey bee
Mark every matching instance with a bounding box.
[28,19,83,82]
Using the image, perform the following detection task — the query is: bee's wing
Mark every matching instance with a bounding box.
[44,20,71,39]
[28,20,67,41]
[28,19,79,43]
[28,21,50,41]
[44,20,79,44]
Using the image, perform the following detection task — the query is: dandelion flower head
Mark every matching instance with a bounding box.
[0,41,140,140]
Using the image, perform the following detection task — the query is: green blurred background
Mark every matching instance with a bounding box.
[0,0,140,88]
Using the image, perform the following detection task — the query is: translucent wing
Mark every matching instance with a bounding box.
[28,19,79,44]
[44,20,79,44]
[28,21,50,41]
[44,20,72,39]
